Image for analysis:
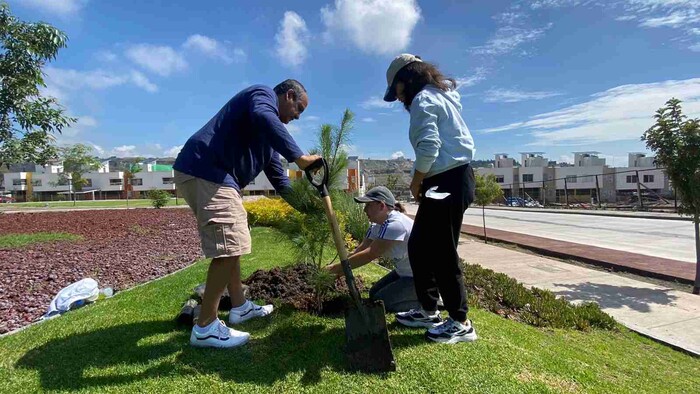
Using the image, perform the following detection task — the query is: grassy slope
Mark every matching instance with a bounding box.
[0,227,697,393]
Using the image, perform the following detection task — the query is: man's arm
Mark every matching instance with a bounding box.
[326,238,394,276]
[264,152,291,193]
[353,237,373,254]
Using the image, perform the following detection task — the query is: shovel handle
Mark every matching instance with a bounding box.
[319,195,363,306]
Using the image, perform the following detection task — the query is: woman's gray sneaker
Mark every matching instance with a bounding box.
[395,309,443,328]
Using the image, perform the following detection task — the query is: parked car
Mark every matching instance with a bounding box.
[505,197,543,208]
[0,195,15,203]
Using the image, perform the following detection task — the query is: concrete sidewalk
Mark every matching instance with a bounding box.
[458,237,700,356]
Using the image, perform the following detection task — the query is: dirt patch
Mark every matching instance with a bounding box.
[0,209,201,334]
[244,264,365,315]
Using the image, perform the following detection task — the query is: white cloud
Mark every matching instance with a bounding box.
[285,123,302,135]
[95,50,117,62]
[559,154,574,164]
[113,145,137,157]
[305,115,321,122]
[361,117,377,122]
[391,151,405,159]
[163,145,183,157]
[57,115,97,140]
[275,11,310,67]
[129,71,158,93]
[639,10,700,28]
[481,78,700,146]
[125,44,187,76]
[483,88,563,103]
[76,116,97,127]
[470,24,552,56]
[690,42,700,51]
[531,0,700,50]
[321,0,421,55]
[529,0,583,9]
[44,67,158,94]
[91,144,105,157]
[455,67,488,90]
[361,96,396,109]
[14,0,87,17]
[183,34,245,64]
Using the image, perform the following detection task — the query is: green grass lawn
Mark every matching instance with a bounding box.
[0,227,697,393]
[0,198,185,210]
[0,232,83,248]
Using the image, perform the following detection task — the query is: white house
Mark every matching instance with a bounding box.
[2,157,365,201]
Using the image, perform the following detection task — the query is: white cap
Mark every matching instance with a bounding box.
[383,53,422,102]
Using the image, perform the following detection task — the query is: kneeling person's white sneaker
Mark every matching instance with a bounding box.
[229,300,274,324]
[426,318,477,344]
[190,319,250,348]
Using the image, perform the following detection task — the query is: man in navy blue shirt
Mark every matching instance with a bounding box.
[174,79,320,348]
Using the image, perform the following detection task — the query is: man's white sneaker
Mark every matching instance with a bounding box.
[190,319,250,348]
[229,300,274,325]
[395,309,443,328]
[426,318,477,344]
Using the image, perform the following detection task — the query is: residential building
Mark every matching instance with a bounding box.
[614,153,668,197]
[476,154,517,197]
[2,157,364,201]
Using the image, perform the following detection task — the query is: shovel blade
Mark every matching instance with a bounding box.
[344,299,396,373]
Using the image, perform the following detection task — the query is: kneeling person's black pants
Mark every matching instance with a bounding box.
[408,164,475,323]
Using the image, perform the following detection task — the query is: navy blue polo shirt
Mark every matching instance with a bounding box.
[173,85,304,191]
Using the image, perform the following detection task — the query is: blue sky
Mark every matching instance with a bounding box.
[8,0,700,166]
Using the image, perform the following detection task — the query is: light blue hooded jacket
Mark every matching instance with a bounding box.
[409,85,475,178]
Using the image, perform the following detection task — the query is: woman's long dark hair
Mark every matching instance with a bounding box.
[392,60,456,111]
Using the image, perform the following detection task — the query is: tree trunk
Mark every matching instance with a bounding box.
[482,205,488,244]
[694,217,699,295]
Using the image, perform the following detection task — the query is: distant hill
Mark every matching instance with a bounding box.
[470,159,495,168]
[360,158,414,200]
[100,157,176,171]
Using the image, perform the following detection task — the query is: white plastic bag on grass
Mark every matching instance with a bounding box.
[42,278,100,320]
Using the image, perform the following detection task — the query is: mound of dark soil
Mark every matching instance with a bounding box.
[244,264,365,315]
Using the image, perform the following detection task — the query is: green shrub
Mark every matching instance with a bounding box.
[464,262,617,331]
[331,189,369,242]
[243,197,294,227]
[147,189,170,209]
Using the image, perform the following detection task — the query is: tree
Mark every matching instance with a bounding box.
[147,189,170,209]
[282,109,361,312]
[57,144,101,201]
[0,3,75,167]
[385,173,400,195]
[124,158,143,206]
[642,98,700,294]
[314,109,353,189]
[474,173,504,244]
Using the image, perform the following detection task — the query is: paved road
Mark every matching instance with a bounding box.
[405,205,696,264]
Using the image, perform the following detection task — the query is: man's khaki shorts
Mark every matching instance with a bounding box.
[175,171,251,258]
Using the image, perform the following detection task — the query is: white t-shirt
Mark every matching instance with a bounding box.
[366,210,414,277]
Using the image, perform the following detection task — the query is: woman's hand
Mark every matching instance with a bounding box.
[324,263,344,277]
[410,170,426,202]
[410,180,422,202]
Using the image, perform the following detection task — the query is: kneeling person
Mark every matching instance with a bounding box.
[326,186,419,312]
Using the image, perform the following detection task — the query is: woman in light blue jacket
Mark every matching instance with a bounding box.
[383,54,477,344]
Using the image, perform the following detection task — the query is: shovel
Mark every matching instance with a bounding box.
[305,158,396,373]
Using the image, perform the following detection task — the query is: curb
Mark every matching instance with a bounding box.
[481,205,691,221]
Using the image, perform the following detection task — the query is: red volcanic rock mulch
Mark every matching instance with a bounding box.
[0,209,201,334]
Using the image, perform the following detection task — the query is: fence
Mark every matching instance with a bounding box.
[484,167,676,211]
